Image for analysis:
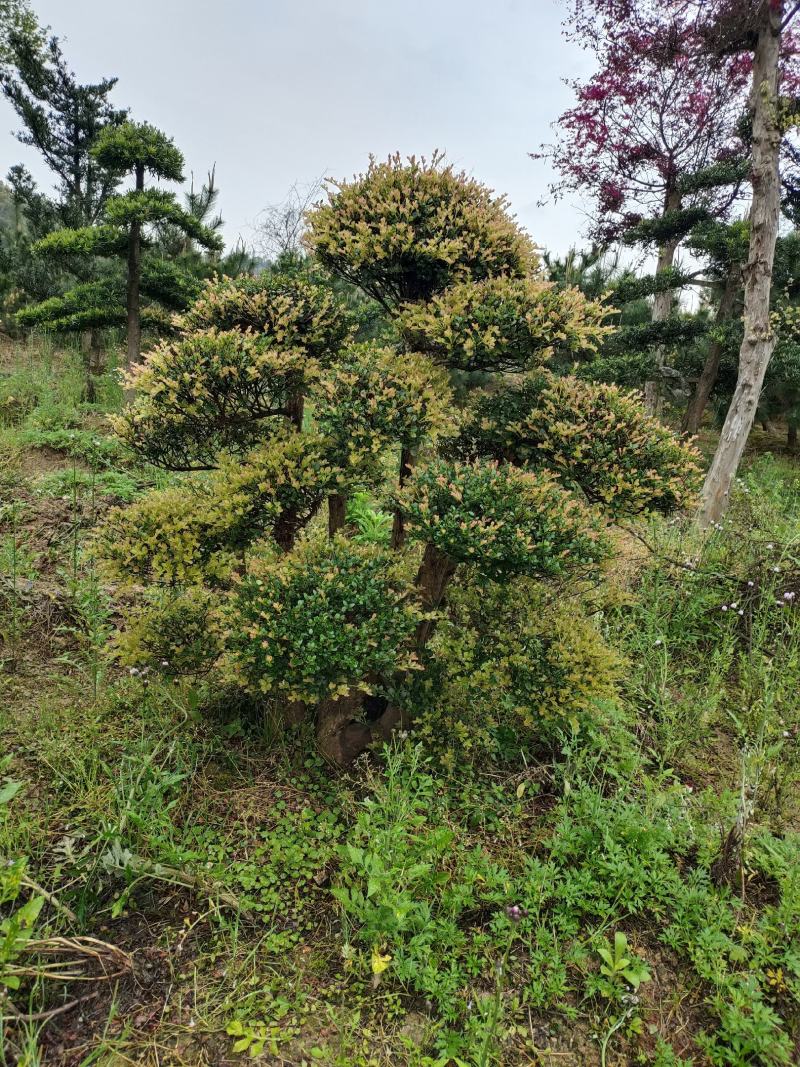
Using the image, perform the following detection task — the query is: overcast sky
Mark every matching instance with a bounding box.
[1,0,597,257]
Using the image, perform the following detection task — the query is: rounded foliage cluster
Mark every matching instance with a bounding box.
[113,329,311,469]
[399,276,610,372]
[313,344,454,471]
[446,373,550,462]
[104,191,223,251]
[411,578,622,767]
[34,224,131,259]
[115,586,224,677]
[176,273,353,361]
[217,431,335,549]
[99,432,334,584]
[397,458,607,580]
[228,537,421,703]
[453,374,701,516]
[98,483,260,587]
[91,120,185,181]
[305,152,537,307]
[515,376,702,515]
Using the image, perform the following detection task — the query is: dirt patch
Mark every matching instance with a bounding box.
[31,908,189,1067]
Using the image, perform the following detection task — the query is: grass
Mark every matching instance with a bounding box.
[1,344,799,1065]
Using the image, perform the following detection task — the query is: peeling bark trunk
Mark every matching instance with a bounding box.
[699,4,783,528]
[390,446,415,550]
[682,270,741,435]
[328,493,346,537]
[644,187,682,416]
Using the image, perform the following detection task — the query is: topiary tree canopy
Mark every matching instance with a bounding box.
[102,153,700,766]
[22,120,223,368]
[305,151,538,309]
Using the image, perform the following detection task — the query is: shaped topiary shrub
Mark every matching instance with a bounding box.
[453,372,702,516]
[398,275,610,372]
[102,153,700,766]
[409,577,623,769]
[304,151,537,308]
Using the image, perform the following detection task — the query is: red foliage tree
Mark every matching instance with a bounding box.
[544,5,751,244]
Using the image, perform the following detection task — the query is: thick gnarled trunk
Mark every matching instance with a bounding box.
[698,3,783,527]
[316,690,373,766]
[313,543,458,768]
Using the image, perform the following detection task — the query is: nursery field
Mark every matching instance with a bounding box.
[1,342,799,1067]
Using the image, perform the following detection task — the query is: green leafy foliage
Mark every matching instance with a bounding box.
[91,120,184,182]
[98,481,249,585]
[305,151,537,309]
[454,373,702,515]
[176,271,353,361]
[314,344,454,471]
[99,432,333,584]
[397,458,608,580]
[114,586,224,676]
[410,578,622,767]
[112,330,311,469]
[228,537,422,702]
[333,745,510,1020]
[399,275,610,371]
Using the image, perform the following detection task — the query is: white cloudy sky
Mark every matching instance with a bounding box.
[1,0,598,256]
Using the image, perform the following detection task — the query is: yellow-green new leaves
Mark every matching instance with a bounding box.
[228,537,421,704]
[453,374,702,517]
[305,152,537,309]
[396,459,608,580]
[115,586,225,676]
[416,578,622,766]
[313,345,455,476]
[99,483,250,587]
[113,330,312,469]
[523,377,702,515]
[176,273,353,361]
[98,432,334,584]
[399,276,611,372]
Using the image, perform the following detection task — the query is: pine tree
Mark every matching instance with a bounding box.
[21,121,223,370]
[1,27,127,229]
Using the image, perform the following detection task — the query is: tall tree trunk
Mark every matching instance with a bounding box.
[390,445,415,550]
[698,3,783,528]
[644,186,682,415]
[85,327,105,403]
[125,162,145,371]
[682,269,741,434]
[788,421,798,450]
